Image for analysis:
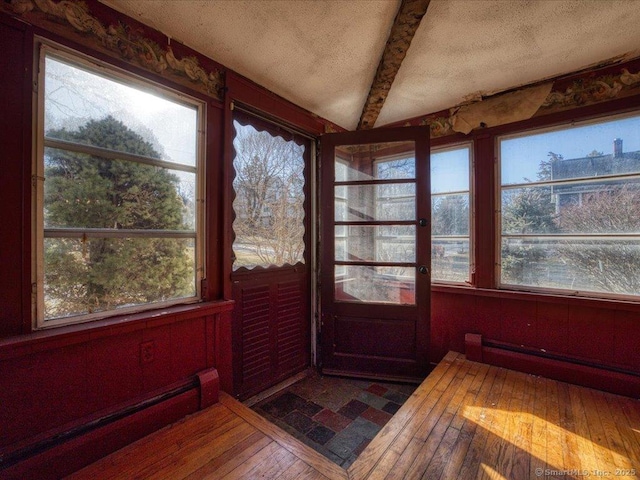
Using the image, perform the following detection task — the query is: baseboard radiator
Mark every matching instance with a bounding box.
[0,368,220,480]
[465,334,640,398]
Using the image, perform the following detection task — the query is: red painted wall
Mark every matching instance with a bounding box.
[431,288,640,375]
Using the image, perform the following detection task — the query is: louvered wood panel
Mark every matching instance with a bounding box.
[239,285,272,392]
[276,280,307,378]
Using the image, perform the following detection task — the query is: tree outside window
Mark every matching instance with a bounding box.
[36,46,202,327]
[500,115,640,297]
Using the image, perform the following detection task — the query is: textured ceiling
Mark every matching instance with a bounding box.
[100,0,640,131]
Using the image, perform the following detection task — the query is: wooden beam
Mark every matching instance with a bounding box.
[357,0,431,130]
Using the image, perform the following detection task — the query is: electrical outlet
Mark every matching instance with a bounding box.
[140,340,155,364]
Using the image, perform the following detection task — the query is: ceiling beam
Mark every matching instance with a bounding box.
[357,0,431,130]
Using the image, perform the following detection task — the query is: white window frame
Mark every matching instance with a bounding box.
[33,40,206,329]
[430,142,473,285]
[497,111,640,300]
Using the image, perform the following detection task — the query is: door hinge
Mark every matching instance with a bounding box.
[200,278,209,297]
[31,283,37,295]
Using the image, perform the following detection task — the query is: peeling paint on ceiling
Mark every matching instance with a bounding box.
[100,0,640,130]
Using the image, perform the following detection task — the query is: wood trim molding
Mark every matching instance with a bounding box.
[465,334,640,398]
[2,0,224,99]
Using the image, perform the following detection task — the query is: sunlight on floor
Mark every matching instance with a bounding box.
[465,406,636,472]
[480,463,508,479]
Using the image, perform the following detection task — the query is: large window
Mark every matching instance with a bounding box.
[499,113,640,298]
[431,145,471,283]
[34,43,204,328]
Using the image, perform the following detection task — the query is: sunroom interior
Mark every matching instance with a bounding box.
[1,0,640,478]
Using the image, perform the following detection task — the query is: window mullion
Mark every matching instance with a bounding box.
[44,137,197,174]
[44,228,196,239]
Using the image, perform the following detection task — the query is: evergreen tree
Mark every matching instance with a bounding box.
[432,195,469,236]
[44,116,193,318]
[501,154,558,285]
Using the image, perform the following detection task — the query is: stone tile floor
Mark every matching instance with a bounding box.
[250,371,418,469]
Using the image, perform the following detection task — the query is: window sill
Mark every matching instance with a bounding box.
[0,300,235,361]
[431,283,640,312]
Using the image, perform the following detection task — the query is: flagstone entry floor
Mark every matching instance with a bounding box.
[250,371,418,469]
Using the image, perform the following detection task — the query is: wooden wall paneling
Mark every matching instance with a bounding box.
[534,300,569,354]
[86,331,145,413]
[613,310,640,371]
[215,310,234,393]
[0,343,89,450]
[499,297,537,346]
[566,305,616,366]
[141,323,174,392]
[171,317,208,379]
[0,14,31,337]
[473,295,501,339]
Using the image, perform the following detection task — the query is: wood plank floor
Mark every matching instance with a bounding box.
[69,352,640,479]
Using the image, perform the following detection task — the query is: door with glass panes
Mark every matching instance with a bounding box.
[320,126,430,380]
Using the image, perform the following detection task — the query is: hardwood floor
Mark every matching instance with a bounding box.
[69,352,640,479]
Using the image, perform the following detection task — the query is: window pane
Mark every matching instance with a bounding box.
[501,115,640,186]
[431,146,470,194]
[432,194,469,235]
[44,237,195,320]
[430,145,471,284]
[554,180,640,234]
[335,142,415,182]
[335,184,415,222]
[432,239,470,283]
[44,147,195,230]
[335,226,415,263]
[232,121,306,270]
[335,265,415,304]
[504,180,640,235]
[501,186,557,235]
[45,56,197,167]
[501,237,640,296]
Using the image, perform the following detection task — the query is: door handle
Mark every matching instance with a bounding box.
[418,218,428,227]
[418,265,429,275]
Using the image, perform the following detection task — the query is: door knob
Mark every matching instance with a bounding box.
[418,218,427,227]
[418,265,428,275]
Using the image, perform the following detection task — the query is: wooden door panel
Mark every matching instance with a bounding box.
[230,111,311,400]
[333,316,416,359]
[233,284,271,395]
[232,269,310,399]
[276,279,307,377]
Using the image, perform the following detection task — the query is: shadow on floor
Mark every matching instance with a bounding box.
[250,370,418,469]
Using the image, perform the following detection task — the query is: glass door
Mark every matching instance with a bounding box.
[320,126,430,380]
